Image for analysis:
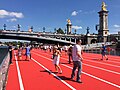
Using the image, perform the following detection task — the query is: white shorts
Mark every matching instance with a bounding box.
[53,55,60,65]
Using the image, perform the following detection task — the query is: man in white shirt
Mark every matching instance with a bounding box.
[71,39,83,83]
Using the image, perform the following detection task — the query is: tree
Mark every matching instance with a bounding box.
[56,28,64,34]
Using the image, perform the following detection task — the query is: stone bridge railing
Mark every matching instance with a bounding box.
[0,52,10,90]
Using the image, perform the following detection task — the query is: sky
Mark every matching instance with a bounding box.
[0,0,120,35]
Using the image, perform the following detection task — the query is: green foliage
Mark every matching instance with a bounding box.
[56,28,64,34]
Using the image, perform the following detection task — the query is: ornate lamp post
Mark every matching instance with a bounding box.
[17,24,20,31]
[74,29,77,34]
[3,24,6,30]
[31,26,33,32]
[86,27,90,34]
[54,28,57,34]
[65,28,67,34]
[43,27,45,33]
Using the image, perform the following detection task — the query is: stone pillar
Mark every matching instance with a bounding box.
[98,2,109,43]
[66,19,72,34]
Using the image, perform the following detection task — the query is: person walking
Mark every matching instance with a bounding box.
[53,46,62,74]
[68,45,72,64]
[25,44,31,61]
[8,43,13,64]
[101,43,108,60]
[71,39,83,83]
[18,45,22,60]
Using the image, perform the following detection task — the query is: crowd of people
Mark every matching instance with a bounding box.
[8,39,111,83]
[8,43,32,63]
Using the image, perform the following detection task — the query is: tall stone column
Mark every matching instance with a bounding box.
[98,2,109,43]
[66,19,72,34]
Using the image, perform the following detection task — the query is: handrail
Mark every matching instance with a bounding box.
[83,47,120,56]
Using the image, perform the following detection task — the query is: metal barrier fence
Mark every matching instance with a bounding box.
[83,48,120,56]
[0,52,10,90]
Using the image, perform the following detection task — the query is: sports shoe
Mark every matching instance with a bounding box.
[59,70,62,74]
[76,80,82,83]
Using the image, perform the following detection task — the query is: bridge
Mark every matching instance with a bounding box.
[0,30,120,46]
[0,29,98,45]
[0,30,75,45]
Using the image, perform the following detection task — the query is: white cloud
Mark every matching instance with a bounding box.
[113,24,120,28]
[72,25,82,30]
[0,10,24,18]
[71,11,78,16]
[9,12,24,18]
[71,10,95,16]
[7,18,17,22]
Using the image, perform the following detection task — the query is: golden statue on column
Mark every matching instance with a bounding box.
[101,2,107,11]
[67,19,71,24]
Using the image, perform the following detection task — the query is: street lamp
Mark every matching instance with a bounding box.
[43,27,45,32]
[65,28,67,34]
[54,28,57,34]
[17,24,20,31]
[3,24,6,30]
[86,27,90,34]
[74,29,77,34]
[31,26,33,32]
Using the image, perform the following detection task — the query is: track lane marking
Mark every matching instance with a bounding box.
[34,50,120,67]
[31,58,76,90]
[61,54,120,68]
[33,50,120,75]
[14,52,24,90]
[61,57,120,75]
[84,57,120,65]
[32,52,120,89]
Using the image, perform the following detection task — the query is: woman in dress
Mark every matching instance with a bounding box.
[53,46,62,74]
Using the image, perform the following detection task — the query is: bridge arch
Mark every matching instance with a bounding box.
[91,39,97,44]
[0,34,74,45]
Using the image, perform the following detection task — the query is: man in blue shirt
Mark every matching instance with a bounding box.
[101,44,108,60]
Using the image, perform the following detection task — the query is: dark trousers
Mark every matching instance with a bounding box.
[68,54,72,63]
[71,61,82,81]
[9,52,12,64]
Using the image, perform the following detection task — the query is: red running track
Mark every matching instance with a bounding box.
[6,49,120,90]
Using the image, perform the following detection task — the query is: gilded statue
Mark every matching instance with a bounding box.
[67,19,71,24]
[101,2,107,11]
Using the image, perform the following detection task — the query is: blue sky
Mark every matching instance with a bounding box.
[0,0,120,34]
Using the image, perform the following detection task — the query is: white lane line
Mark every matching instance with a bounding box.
[33,51,120,74]
[61,56,120,68]
[32,52,120,89]
[31,58,76,90]
[14,53,24,90]
[84,55,120,61]
[62,64,120,89]
[84,59,120,68]
[61,58,120,75]
[34,50,120,68]
[85,57,120,64]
